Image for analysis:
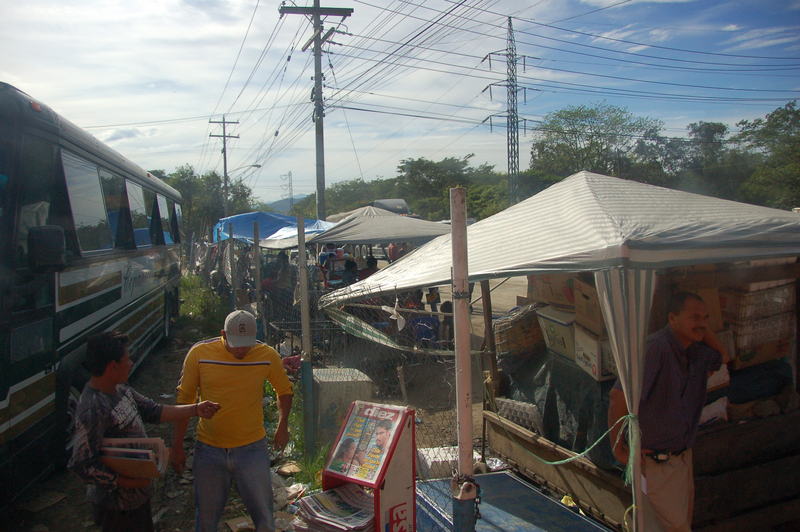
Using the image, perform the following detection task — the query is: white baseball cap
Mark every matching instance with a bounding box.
[224,310,257,348]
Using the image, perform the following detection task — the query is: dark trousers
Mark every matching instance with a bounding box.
[93,499,154,532]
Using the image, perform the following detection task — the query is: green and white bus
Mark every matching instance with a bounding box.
[0,82,182,511]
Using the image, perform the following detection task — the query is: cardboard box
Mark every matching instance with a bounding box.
[574,279,606,336]
[539,273,576,311]
[536,306,576,362]
[574,324,617,381]
[528,273,576,310]
[730,338,792,371]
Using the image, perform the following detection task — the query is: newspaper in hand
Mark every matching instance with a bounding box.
[99,437,169,478]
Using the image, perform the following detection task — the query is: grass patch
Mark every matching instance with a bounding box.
[264,380,328,491]
[179,275,228,335]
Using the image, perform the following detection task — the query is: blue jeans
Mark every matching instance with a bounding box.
[193,438,275,532]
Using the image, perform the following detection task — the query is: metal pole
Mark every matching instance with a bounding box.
[450,187,476,531]
[254,222,263,338]
[228,222,235,312]
[297,216,315,457]
[313,0,326,221]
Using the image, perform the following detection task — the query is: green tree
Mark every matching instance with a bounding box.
[530,101,663,179]
[735,101,800,209]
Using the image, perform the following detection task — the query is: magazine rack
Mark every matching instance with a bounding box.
[322,401,416,532]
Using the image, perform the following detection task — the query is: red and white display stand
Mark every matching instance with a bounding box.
[322,401,416,532]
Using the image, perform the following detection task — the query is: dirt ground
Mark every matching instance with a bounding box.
[6,324,294,532]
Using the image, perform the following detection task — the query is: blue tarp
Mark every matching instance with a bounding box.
[212,212,334,244]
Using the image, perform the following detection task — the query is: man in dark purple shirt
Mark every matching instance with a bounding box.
[608,292,729,532]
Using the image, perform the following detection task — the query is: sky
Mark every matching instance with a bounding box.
[2,0,799,207]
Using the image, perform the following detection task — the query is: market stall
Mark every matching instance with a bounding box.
[319,171,800,531]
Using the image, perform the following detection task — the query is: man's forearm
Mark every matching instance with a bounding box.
[703,328,730,364]
[173,417,191,447]
[277,393,293,427]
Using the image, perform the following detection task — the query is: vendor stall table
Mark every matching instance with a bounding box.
[416,471,612,531]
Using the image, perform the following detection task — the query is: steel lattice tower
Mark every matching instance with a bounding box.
[506,17,519,205]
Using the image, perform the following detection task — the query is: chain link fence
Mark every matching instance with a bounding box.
[187,238,494,527]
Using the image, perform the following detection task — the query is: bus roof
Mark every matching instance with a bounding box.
[0,82,181,202]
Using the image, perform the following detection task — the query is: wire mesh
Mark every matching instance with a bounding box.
[199,240,493,525]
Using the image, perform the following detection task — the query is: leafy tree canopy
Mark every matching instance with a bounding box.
[530,101,663,178]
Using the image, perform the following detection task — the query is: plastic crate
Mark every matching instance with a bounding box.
[493,303,546,358]
[730,312,796,353]
[719,284,796,321]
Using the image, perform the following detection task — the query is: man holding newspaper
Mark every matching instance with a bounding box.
[172,309,294,532]
[69,331,220,532]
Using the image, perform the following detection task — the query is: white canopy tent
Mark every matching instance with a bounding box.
[319,171,800,529]
[308,205,451,247]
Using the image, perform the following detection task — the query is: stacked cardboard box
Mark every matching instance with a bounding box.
[720,280,796,370]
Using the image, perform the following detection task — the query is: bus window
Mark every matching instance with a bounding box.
[14,137,77,269]
[175,203,183,236]
[157,194,173,244]
[168,199,181,244]
[145,189,163,245]
[99,170,133,249]
[126,181,151,248]
[62,151,111,254]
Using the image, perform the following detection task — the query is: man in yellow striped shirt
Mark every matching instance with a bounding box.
[171,310,293,532]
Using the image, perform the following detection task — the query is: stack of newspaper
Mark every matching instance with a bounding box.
[291,483,374,531]
[99,437,169,478]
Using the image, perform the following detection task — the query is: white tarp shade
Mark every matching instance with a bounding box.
[318,171,800,531]
[307,206,450,247]
[320,172,800,307]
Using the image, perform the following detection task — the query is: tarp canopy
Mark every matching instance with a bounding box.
[320,171,800,306]
[212,212,334,246]
[308,206,450,247]
[317,171,800,530]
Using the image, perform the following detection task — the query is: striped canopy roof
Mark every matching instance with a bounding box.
[320,171,800,308]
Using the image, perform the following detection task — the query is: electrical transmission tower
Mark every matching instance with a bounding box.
[280,171,294,212]
[506,18,519,205]
[483,18,531,207]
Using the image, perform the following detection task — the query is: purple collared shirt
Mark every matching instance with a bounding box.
[614,325,722,453]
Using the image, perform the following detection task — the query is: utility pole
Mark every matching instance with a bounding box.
[210,115,240,217]
[279,1,353,221]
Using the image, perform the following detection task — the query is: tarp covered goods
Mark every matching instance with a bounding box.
[319,171,800,531]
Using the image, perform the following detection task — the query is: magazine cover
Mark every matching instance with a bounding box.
[325,401,405,483]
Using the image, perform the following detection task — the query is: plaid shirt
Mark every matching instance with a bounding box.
[68,384,162,510]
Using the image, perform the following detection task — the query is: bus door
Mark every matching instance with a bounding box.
[1,134,64,500]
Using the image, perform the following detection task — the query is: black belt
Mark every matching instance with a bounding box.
[647,449,685,463]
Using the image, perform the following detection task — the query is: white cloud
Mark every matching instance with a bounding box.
[721,26,800,51]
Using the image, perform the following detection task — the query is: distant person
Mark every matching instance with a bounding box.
[69,331,219,532]
[172,310,294,532]
[340,259,359,286]
[440,300,454,350]
[398,242,411,258]
[359,256,379,280]
[386,243,399,262]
